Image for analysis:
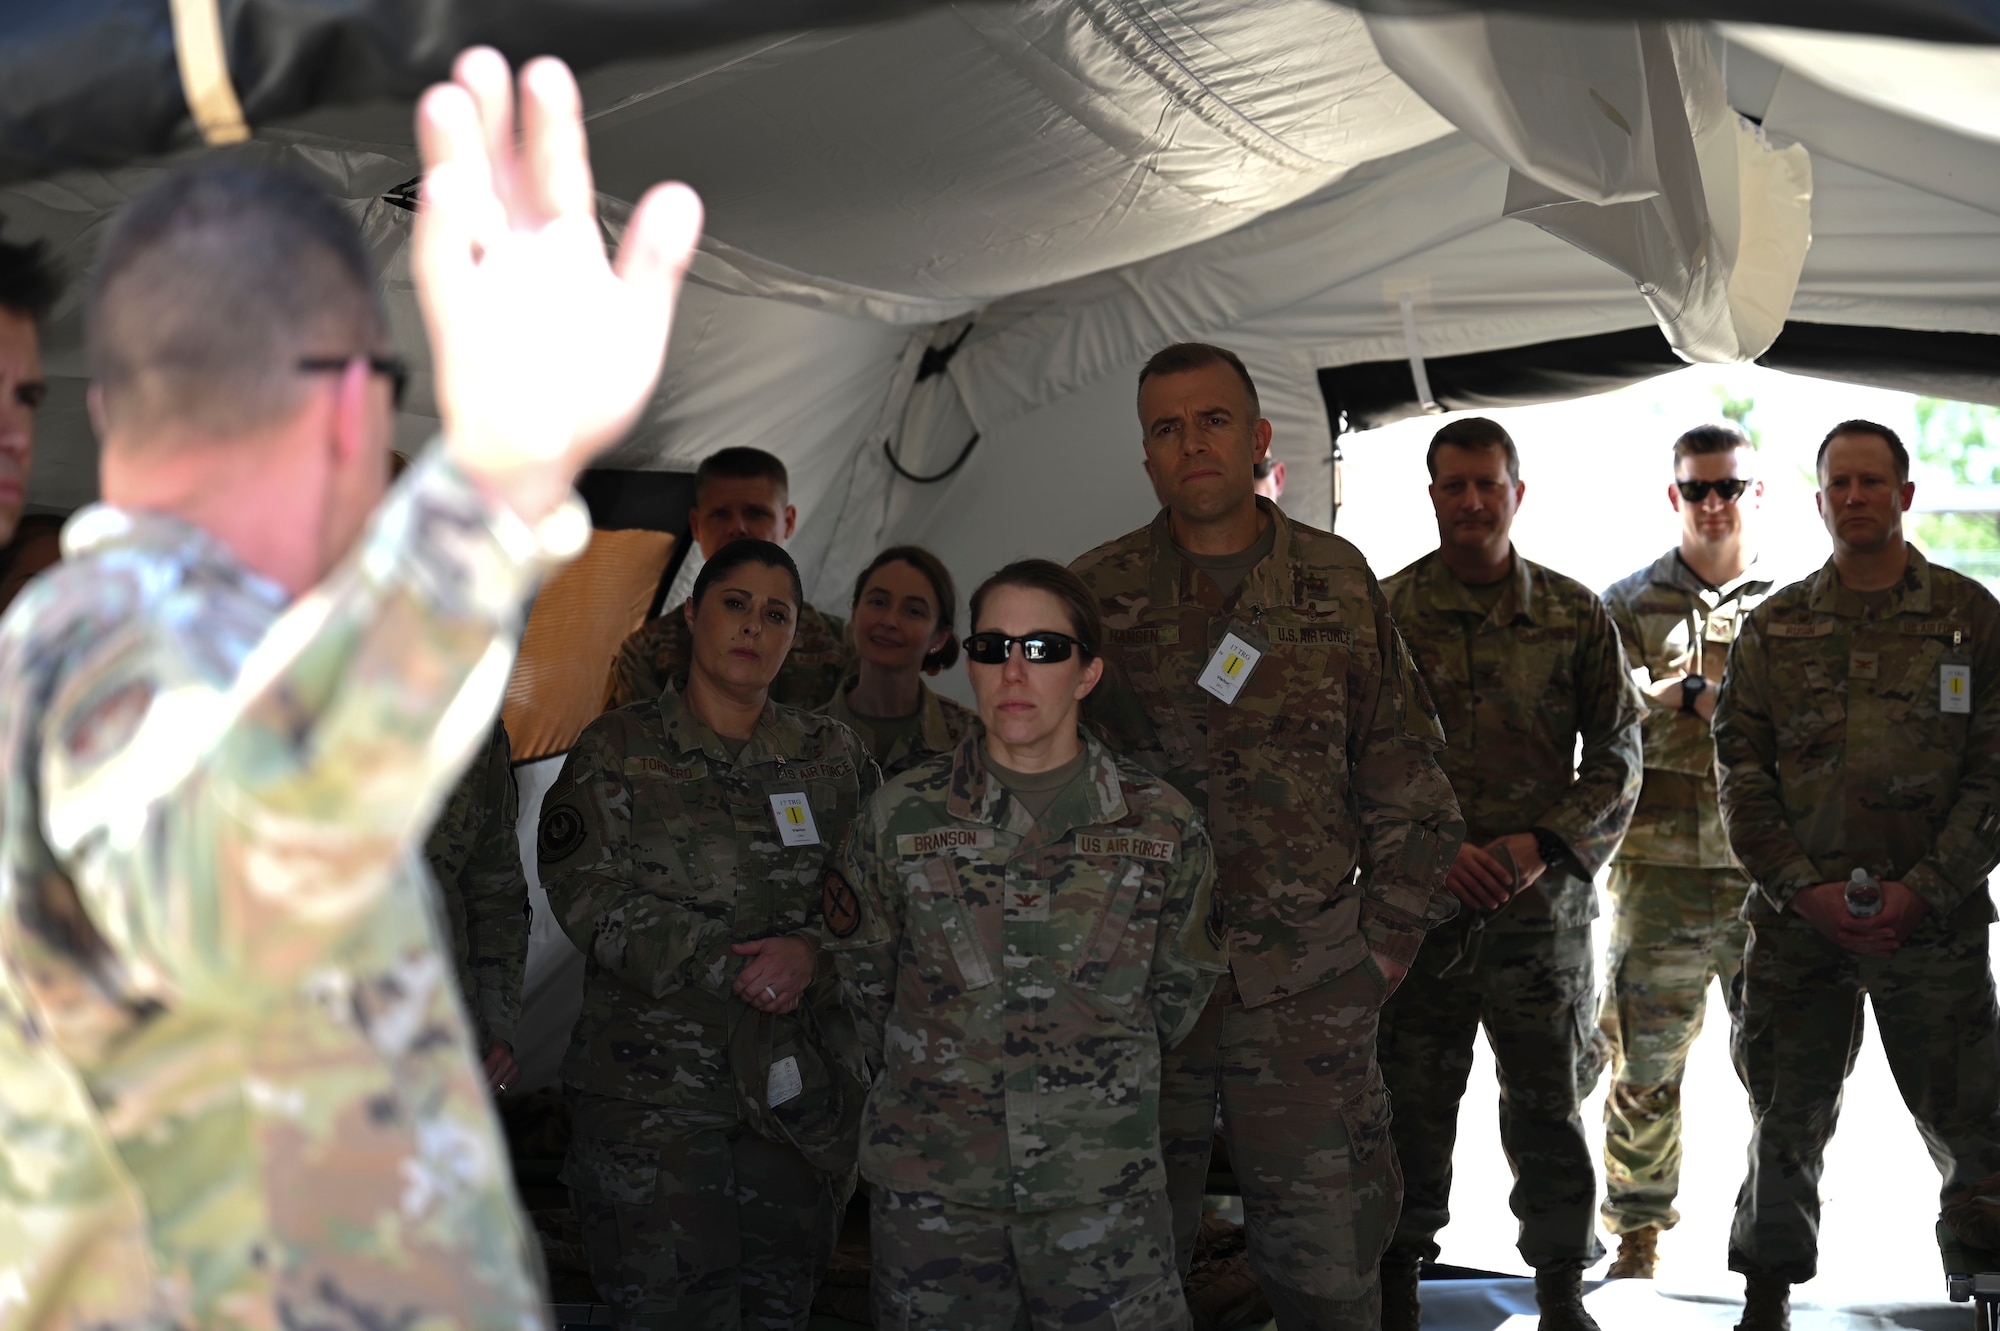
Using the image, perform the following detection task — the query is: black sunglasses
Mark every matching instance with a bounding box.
[1675,477,1753,503]
[298,354,410,410]
[964,631,1086,665]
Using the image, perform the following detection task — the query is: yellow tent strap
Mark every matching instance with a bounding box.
[169,0,250,144]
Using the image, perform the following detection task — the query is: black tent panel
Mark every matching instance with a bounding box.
[0,0,949,186]
[1343,0,2000,44]
[1320,322,2000,437]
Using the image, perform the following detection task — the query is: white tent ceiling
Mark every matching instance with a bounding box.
[6,0,2000,614]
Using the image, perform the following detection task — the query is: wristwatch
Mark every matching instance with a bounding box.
[1531,826,1568,870]
[1680,674,1709,713]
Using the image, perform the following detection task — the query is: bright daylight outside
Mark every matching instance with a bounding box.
[1335,362,2000,1312]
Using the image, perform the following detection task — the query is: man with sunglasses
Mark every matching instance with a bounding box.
[0,51,704,1326]
[1378,417,1644,1331]
[1070,342,1464,1331]
[1715,421,2000,1331]
[1594,424,1774,1281]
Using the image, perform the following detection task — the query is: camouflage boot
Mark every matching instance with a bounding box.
[1379,1261,1421,1331]
[1534,1267,1601,1331]
[1606,1227,1658,1279]
[1733,1279,1789,1331]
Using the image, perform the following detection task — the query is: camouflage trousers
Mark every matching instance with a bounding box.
[563,1093,853,1331]
[1599,863,1750,1235]
[1379,922,1605,1272]
[1730,912,2000,1284]
[1159,965,1398,1331]
[869,1187,1189,1331]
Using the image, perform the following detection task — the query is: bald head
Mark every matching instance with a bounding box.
[88,158,387,447]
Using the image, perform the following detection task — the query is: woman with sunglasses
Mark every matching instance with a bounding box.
[538,538,878,1331]
[822,558,1227,1331]
[820,544,977,777]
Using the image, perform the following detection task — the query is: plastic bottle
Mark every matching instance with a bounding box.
[1846,867,1883,919]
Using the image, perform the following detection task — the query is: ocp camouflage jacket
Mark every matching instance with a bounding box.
[826,731,1225,1212]
[1601,549,1776,868]
[1071,500,1462,1008]
[540,682,878,1113]
[1714,548,2000,924]
[1383,549,1645,932]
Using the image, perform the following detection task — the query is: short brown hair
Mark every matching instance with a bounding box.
[696,446,788,501]
[851,544,960,673]
[1817,419,1909,483]
[1672,423,1751,467]
[0,236,61,325]
[1137,343,1260,421]
[969,559,1102,660]
[1426,417,1520,482]
[88,158,385,443]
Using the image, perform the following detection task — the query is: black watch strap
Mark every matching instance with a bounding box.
[1680,674,1709,712]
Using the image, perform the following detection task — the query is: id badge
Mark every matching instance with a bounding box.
[769,792,821,846]
[1198,631,1263,705]
[1942,656,1973,715]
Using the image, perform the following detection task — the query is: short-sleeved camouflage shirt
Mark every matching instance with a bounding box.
[1382,550,1645,931]
[1714,548,2000,924]
[826,732,1224,1212]
[1601,549,1775,868]
[1071,501,1462,1007]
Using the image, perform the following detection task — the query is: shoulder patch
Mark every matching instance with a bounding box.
[537,803,588,863]
[1075,832,1177,861]
[896,828,994,856]
[822,866,862,938]
[1206,891,1226,950]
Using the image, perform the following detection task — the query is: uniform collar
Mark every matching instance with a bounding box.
[945,728,1128,835]
[1146,496,1294,610]
[63,503,288,613]
[657,678,790,767]
[1416,547,1538,627]
[1649,547,1771,602]
[1806,544,1933,619]
[828,673,955,755]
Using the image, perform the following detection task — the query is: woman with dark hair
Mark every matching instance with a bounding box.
[540,537,879,1330]
[821,544,977,776]
[823,558,1227,1331]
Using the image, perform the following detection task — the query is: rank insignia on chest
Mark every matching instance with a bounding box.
[1005,879,1050,921]
[1704,610,1738,644]
[1850,650,1879,681]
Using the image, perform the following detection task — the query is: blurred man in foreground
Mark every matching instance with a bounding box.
[1716,422,2000,1331]
[0,49,701,1327]
[1596,424,1773,1278]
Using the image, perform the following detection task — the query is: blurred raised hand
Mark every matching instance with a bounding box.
[414,48,703,524]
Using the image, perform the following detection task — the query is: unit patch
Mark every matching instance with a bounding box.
[822,867,862,938]
[897,828,995,857]
[1075,833,1176,861]
[538,804,587,864]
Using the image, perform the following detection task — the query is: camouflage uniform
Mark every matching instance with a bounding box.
[1714,548,2000,1284]
[819,673,978,780]
[1597,551,1773,1236]
[0,448,559,1329]
[1378,551,1643,1273]
[424,718,530,1055]
[539,682,878,1330]
[604,601,849,712]
[1071,499,1464,1329]
[825,731,1225,1331]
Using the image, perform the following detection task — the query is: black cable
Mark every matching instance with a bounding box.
[883,431,980,484]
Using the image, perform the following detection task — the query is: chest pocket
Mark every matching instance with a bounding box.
[906,856,996,993]
[1107,617,1198,768]
[1069,853,1162,991]
[1255,613,1347,771]
[635,771,716,903]
[1879,635,1949,726]
[1770,645,1847,752]
[1498,625,1578,738]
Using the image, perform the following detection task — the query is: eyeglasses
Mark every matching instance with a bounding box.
[1675,477,1753,503]
[297,354,410,410]
[964,631,1086,665]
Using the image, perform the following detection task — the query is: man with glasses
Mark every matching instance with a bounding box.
[1715,421,2000,1331]
[1595,424,1774,1280]
[1070,342,1464,1330]
[0,50,703,1325]
[1378,417,1643,1331]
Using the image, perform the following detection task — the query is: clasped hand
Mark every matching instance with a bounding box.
[1789,879,1929,957]
[1446,832,1546,911]
[732,936,818,1014]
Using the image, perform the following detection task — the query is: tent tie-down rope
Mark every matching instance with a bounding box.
[170,0,251,144]
[1400,290,1442,415]
[883,321,981,484]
